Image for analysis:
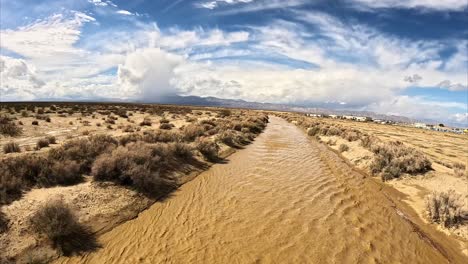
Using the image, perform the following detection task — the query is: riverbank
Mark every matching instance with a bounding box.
[279,112,468,257]
[0,104,268,263]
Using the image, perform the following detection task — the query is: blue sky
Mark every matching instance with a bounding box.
[0,0,467,125]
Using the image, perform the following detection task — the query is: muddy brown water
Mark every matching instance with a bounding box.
[56,116,465,264]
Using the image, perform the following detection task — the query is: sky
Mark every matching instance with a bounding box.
[0,0,467,125]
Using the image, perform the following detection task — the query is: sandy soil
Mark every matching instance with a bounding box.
[316,120,468,242]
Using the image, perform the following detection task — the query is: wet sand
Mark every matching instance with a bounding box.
[56,116,466,264]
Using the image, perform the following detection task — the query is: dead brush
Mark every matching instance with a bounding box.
[0,115,22,136]
[182,124,205,141]
[3,142,21,153]
[425,191,463,228]
[30,199,97,255]
[338,144,349,153]
[370,141,431,181]
[452,162,467,178]
[196,139,220,161]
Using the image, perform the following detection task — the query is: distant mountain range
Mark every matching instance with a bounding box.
[145,95,418,124]
[15,94,466,127]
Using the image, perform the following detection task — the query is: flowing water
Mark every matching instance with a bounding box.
[57,116,464,264]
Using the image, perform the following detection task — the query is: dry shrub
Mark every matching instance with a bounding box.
[218,109,231,117]
[36,138,50,150]
[344,130,360,141]
[307,126,320,136]
[359,135,376,149]
[3,142,21,153]
[91,143,177,196]
[338,144,349,153]
[0,211,8,233]
[218,130,237,147]
[48,135,118,174]
[452,162,466,177]
[139,117,152,126]
[160,118,170,124]
[0,115,22,136]
[30,199,97,255]
[370,141,432,181]
[326,139,336,146]
[143,130,181,143]
[159,123,173,130]
[41,160,82,186]
[425,191,463,228]
[182,124,205,141]
[196,139,220,161]
[326,126,342,136]
[32,120,39,126]
[46,136,57,144]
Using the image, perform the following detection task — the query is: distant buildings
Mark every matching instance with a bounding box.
[412,122,466,134]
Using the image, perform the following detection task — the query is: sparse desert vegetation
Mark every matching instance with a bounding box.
[280,112,467,239]
[0,102,268,262]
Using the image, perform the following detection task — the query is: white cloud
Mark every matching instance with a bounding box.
[449,113,468,123]
[347,0,467,11]
[116,10,133,16]
[1,12,94,59]
[197,0,255,9]
[208,0,307,15]
[366,96,467,123]
[118,48,185,100]
[0,56,46,101]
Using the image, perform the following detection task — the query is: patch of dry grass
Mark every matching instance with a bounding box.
[425,191,463,228]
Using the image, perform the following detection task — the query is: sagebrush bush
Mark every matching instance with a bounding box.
[0,115,22,136]
[48,135,118,173]
[46,136,57,144]
[41,160,83,186]
[139,117,152,126]
[91,143,177,196]
[338,144,349,153]
[425,191,463,228]
[30,200,97,255]
[36,138,50,150]
[196,139,220,161]
[370,141,431,181]
[218,130,237,147]
[159,123,173,130]
[3,142,21,153]
[143,130,181,143]
[182,124,205,141]
[307,126,320,136]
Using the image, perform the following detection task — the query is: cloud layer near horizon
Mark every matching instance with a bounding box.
[0,0,467,125]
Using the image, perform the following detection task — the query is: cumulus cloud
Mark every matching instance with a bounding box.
[118,48,185,100]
